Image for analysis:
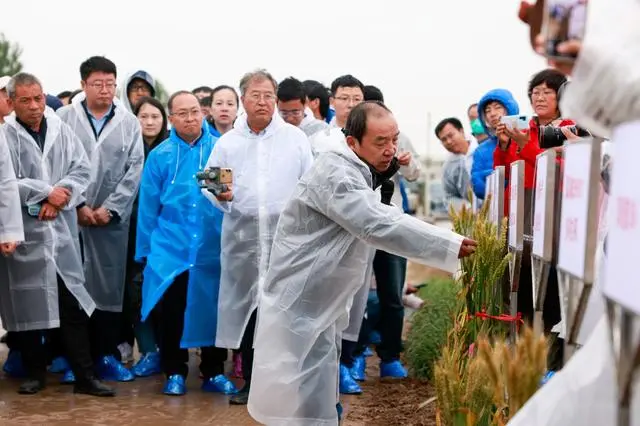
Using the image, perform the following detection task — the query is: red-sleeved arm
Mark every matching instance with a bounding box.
[518,138,544,166]
[493,142,517,168]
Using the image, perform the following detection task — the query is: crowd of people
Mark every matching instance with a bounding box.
[0,56,476,425]
[434,66,593,368]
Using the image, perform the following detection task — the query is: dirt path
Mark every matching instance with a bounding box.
[343,356,436,426]
[342,262,445,425]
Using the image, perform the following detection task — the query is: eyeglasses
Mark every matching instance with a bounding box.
[531,90,556,99]
[86,81,117,90]
[247,92,275,103]
[334,96,363,104]
[171,109,202,120]
[129,84,150,93]
[279,109,303,118]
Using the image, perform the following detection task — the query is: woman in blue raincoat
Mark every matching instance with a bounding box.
[135,91,236,396]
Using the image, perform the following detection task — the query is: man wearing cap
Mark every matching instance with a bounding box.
[0,76,13,124]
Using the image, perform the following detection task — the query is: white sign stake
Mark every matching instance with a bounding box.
[557,138,601,362]
[508,160,525,338]
[531,150,558,334]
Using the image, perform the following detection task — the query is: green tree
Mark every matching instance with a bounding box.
[154,79,169,106]
[0,33,23,76]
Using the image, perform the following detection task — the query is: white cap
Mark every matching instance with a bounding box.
[0,76,10,91]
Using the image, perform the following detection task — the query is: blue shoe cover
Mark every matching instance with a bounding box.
[131,352,162,377]
[350,356,366,382]
[380,360,408,379]
[201,374,238,395]
[49,356,71,374]
[163,374,186,396]
[97,355,135,382]
[339,364,362,395]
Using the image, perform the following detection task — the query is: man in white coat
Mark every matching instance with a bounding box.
[0,73,114,396]
[0,131,23,256]
[58,56,144,382]
[247,102,476,425]
[203,69,314,405]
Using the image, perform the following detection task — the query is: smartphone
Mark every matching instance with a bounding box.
[500,115,530,131]
[542,0,588,62]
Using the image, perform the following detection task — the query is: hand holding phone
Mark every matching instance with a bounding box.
[542,0,588,63]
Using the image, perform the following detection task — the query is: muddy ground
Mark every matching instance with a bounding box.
[342,262,448,426]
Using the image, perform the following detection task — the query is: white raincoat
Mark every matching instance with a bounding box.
[0,130,24,244]
[299,108,329,138]
[58,93,144,312]
[442,139,478,211]
[248,140,464,426]
[0,110,95,331]
[203,113,314,349]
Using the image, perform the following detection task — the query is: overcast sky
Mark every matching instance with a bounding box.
[3,0,547,159]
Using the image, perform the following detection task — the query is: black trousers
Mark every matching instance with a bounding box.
[372,250,407,362]
[156,271,227,378]
[89,309,122,360]
[16,275,94,382]
[240,309,258,383]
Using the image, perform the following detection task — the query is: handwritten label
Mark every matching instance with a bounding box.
[604,121,640,314]
[557,142,597,279]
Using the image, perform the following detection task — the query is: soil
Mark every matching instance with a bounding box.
[343,358,437,426]
[342,261,444,426]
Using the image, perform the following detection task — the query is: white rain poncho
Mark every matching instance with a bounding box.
[0,130,24,244]
[58,93,144,312]
[299,108,329,138]
[441,140,478,211]
[202,113,314,349]
[247,140,464,426]
[0,110,95,331]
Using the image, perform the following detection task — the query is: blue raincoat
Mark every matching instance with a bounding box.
[135,121,223,348]
[470,89,519,199]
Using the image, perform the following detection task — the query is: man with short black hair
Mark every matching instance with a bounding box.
[302,80,331,122]
[330,74,365,129]
[277,77,328,137]
[58,56,144,382]
[248,101,475,425]
[436,117,477,209]
[136,90,236,396]
[192,86,213,100]
[1,72,114,397]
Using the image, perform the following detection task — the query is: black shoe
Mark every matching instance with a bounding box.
[229,384,250,405]
[74,378,116,397]
[18,378,45,395]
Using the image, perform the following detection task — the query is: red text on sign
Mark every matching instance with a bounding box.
[565,176,584,199]
[617,197,637,231]
[565,217,578,241]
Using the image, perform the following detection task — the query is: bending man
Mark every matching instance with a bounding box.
[248,101,476,425]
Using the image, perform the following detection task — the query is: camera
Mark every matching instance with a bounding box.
[196,167,233,196]
[540,125,590,148]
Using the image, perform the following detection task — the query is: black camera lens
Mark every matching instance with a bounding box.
[540,125,590,148]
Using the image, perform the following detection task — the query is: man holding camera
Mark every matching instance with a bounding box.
[135,91,236,396]
[203,69,314,405]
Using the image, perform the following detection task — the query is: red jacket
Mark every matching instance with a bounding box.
[494,119,574,216]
